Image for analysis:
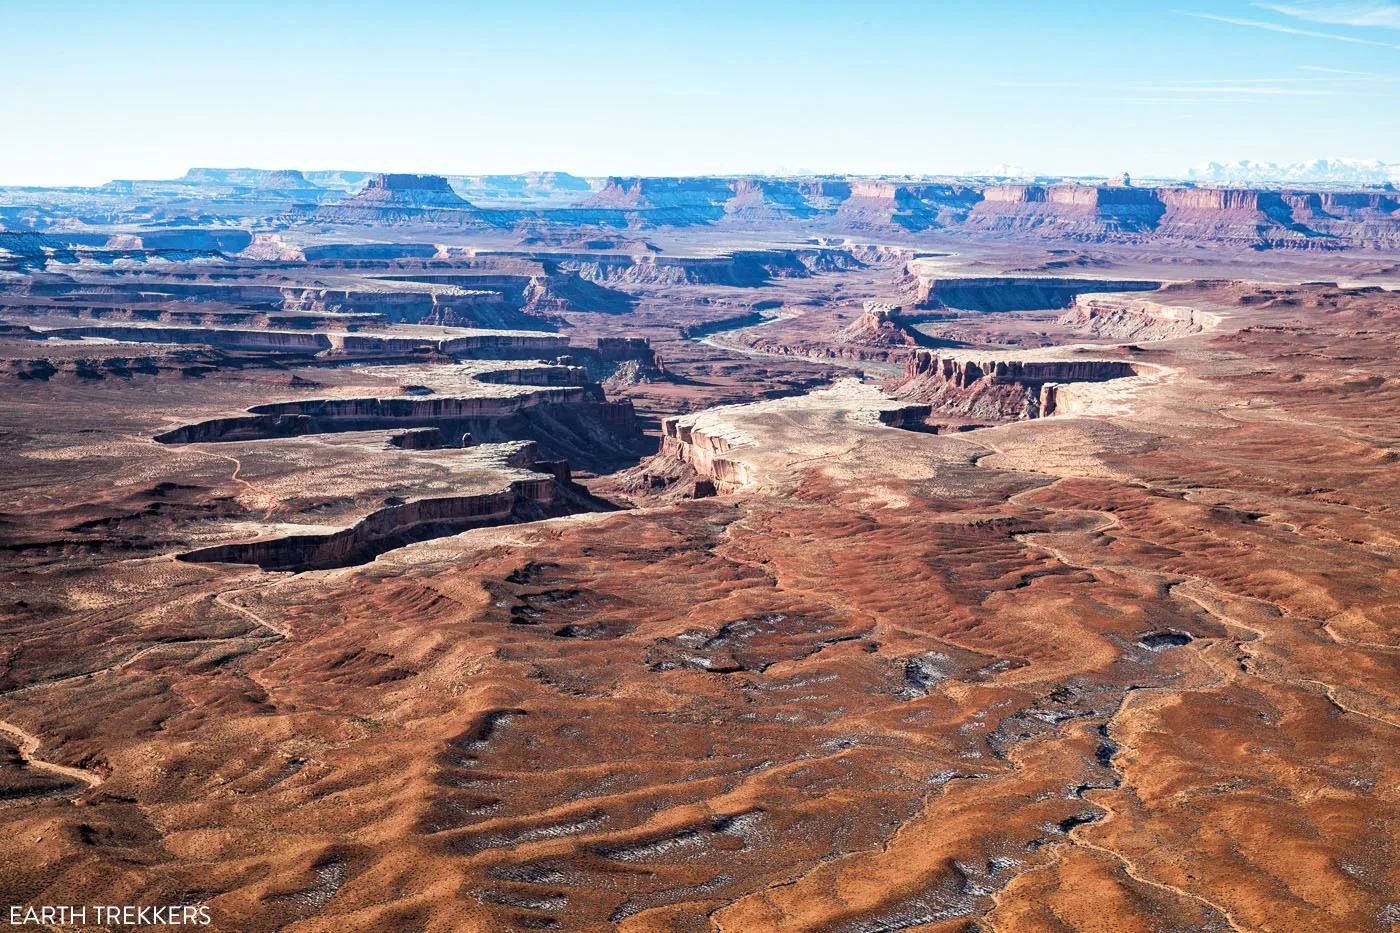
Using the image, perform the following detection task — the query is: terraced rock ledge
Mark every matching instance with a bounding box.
[178,443,614,571]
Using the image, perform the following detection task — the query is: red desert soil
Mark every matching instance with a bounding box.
[0,243,1398,932]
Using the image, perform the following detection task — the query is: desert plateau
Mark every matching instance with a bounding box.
[5,2,1400,930]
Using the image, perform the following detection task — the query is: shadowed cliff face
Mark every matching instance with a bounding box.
[906,275,1163,313]
[889,351,1142,422]
[178,454,618,572]
[152,392,648,473]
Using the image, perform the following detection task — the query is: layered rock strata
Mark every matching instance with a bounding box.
[893,351,1141,421]
[658,416,759,494]
[28,324,570,360]
[153,386,631,444]
[906,274,1161,312]
[177,444,610,571]
[1059,294,1222,341]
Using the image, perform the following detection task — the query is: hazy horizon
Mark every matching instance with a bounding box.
[6,0,1400,186]
[8,159,1392,190]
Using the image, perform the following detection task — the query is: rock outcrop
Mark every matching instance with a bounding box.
[388,427,443,449]
[968,184,1167,237]
[905,274,1161,312]
[251,170,324,200]
[658,416,758,494]
[835,182,935,230]
[153,380,646,472]
[581,177,731,222]
[1060,295,1221,341]
[257,169,318,190]
[592,337,668,385]
[720,180,818,223]
[902,353,1138,389]
[960,183,1389,246]
[835,301,930,351]
[347,174,472,207]
[177,444,612,571]
[312,174,477,223]
[892,350,1140,421]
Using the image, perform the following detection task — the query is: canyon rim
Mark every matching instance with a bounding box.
[3,2,1400,931]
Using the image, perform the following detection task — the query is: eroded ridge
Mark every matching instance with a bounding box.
[178,443,616,572]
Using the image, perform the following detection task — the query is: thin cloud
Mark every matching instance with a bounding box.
[1299,64,1400,76]
[1178,10,1400,47]
[1089,96,1265,104]
[1166,75,1335,82]
[1130,84,1339,94]
[1254,2,1400,28]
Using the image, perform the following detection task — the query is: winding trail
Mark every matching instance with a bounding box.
[190,448,279,520]
[214,585,291,640]
[0,578,289,702]
[0,581,291,804]
[1070,835,1254,933]
[0,718,102,792]
[202,450,255,495]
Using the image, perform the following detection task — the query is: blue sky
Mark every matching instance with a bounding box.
[3,0,1399,185]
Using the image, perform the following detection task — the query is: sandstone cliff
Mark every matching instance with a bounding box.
[905,274,1161,312]
[892,350,1140,421]
[177,444,612,571]
[547,250,850,288]
[311,174,481,224]
[835,301,929,350]
[1060,294,1221,341]
[658,416,758,494]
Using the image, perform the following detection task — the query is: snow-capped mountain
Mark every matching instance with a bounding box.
[1187,159,1400,186]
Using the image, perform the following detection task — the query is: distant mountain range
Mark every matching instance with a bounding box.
[1187,159,1400,186]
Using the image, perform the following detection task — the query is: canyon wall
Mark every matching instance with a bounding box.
[278,287,523,328]
[1060,294,1221,341]
[37,325,332,353]
[893,350,1141,421]
[30,324,569,360]
[969,184,1167,236]
[901,352,1138,388]
[17,171,1400,247]
[547,249,855,288]
[154,386,609,444]
[907,276,1162,312]
[178,472,566,571]
[152,383,643,471]
[658,417,758,493]
[105,229,254,253]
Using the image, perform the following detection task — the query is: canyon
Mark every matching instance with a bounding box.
[9,170,1400,248]
[1,170,1398,933]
